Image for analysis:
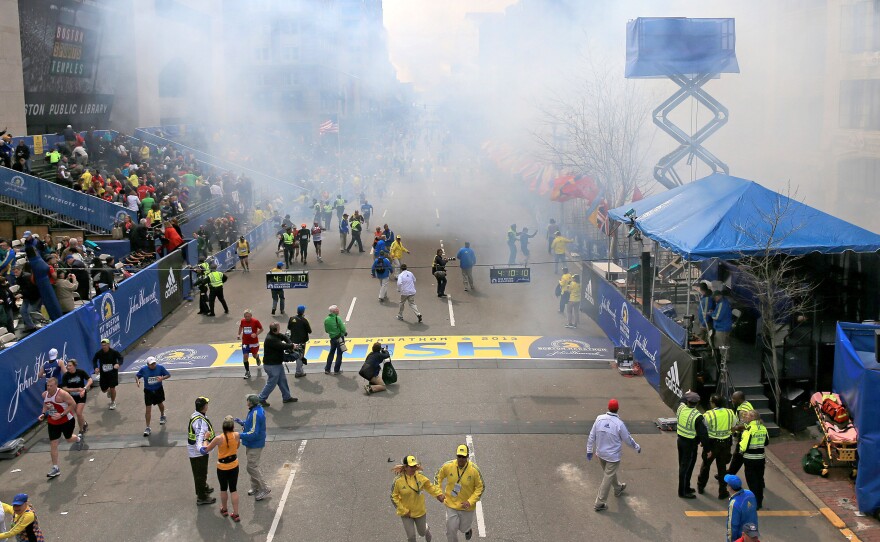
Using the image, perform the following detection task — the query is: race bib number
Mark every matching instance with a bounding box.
[102,364,114,372]
[243,327,252,335]
[452,483,461,497]
[147,376,160,385]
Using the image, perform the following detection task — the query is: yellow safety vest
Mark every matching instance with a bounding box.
[187,414,215,445]
[676,404,699,439]
[283,232,294,245]
[736,401,754,422]
[741,422,768,460]
[323,203,333,213]
[208,271,224,288]
[705,408,736,440]
[199,262,210,274]
[236,241,249,256]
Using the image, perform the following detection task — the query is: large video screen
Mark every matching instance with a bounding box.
[19,0,118,130]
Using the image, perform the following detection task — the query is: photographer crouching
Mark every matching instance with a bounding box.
[359,342,391,395]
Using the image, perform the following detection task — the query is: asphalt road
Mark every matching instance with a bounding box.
[0,167,844,541]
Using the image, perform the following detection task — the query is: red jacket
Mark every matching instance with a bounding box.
[163,226,184,252]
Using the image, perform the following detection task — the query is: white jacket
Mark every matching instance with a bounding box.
[397,270,417,296]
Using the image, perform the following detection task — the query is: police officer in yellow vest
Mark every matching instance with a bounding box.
[677,391,709,499]
[322,201,334,230]
[727,391,755,477]
[697,394,737,499]
[193,263,211,315]
[282,227,296,269]
[188,396,216,505]
[206,265,229,317]
[740,410,769,509]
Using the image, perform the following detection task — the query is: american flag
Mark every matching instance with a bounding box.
[319,119,339,134]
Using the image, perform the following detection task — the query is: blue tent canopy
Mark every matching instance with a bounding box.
[608,174,880,261]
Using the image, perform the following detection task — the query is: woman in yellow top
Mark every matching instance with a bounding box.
[391,455,444,542]
[564,273,582,329]
[204,416,241,522]
[146,204,162,228]
[0,493,43,541]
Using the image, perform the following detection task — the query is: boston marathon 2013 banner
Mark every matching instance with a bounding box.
[19,0,117,128]
[120,335,615,372]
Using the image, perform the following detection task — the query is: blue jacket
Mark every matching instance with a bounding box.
[375,239,387,255]
[371,257,392,279]
[339,219,349,234]
[697,294,715,327]
[727,489,758,542]
[456,247,476,269]
[712,298,734,332]
[240,404,266,448]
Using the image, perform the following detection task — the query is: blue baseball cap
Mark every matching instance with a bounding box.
[12,493,28,505]
[724,474,742,490]
[297,305,306,314]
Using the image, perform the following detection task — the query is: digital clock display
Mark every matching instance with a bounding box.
[266,271,309,289]
[490,267,531,284]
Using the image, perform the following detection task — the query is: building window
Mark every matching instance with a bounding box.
[841,2,871,52]
[838,157,880,194]
[840,79,880,129]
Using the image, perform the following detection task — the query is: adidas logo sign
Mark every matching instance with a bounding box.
[665,361,682,398]
[163,271,179,299]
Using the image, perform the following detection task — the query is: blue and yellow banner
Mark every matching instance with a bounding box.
[121,335,613,371]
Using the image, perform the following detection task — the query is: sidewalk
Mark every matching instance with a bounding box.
[772,432,880,541]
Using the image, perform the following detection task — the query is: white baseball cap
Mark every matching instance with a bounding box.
[48,348,59,360]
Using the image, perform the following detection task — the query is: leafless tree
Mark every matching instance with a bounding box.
[532,60,655,209]
[734,184,815,424]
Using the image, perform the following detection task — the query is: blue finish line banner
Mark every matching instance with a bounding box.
[0,168,135,230]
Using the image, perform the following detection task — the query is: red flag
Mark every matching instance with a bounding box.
[632,187,644,202]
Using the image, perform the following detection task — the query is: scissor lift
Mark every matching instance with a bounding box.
[626,17,740,189]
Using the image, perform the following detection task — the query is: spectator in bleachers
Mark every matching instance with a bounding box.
[1,135,14,168]
[12,265,41,333]
[14,139,30,173]
[146,203,162,228]
[72,144,88,166]
[64,254,90,302]
[162,221,184,255]
[60,239,84,262]
[56,164,72,186]
[54,270,78,314]
[62,125,76,151]
[0,275,14,333]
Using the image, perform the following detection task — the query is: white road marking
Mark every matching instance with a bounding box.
[382,209,388,217]
[435,208,440,219]
[465,435,487,538]
[267,439,308,542]
[447,296,455,327]
[346,297,357,322]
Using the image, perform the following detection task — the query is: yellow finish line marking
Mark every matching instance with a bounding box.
[685,510,816,517]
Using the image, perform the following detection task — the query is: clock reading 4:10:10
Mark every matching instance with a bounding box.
[265,271,309,289]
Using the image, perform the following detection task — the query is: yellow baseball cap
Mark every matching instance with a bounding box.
[403,455,419,467]
[456,444,469,457]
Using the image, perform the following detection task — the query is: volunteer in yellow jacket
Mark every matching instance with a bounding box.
[564,274,582,329]
[391,455,444,542]
[435,444,484,541]
[557,267,572,313]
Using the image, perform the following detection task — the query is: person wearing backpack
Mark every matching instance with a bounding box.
[372,251,393,302]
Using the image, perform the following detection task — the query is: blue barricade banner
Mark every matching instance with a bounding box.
[90,263,164,352]
[0,168,135,230]
[590,269,662,390]
[0,308,99,443]
[653,307,687,348]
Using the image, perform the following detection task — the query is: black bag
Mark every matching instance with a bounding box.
[434,270,446,280]
[802,448,825,476]
[382,361,398,385]
[555,284,562,297]
[374,259,386,275]
[358,362,373,380]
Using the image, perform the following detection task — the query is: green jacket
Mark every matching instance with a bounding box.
[324,313,346,338]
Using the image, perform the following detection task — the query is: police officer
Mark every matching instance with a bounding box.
[345,213,364,253]
[727,391,754,476]
[740,410,769,509]
[194,266,211,315]
[281,227,296,269]
[677,391,709,499]
[697,394,736,499]
[188,396,216,505]
[269,261,286,316]
[206,264,229,317]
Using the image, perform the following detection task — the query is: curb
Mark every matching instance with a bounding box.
[766,449,861,541]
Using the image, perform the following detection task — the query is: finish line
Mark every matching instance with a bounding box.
[121,335,613,371]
